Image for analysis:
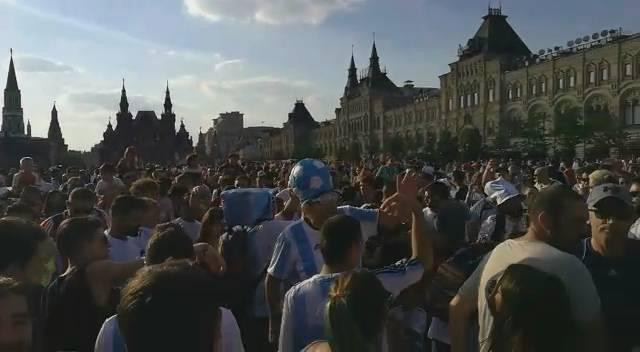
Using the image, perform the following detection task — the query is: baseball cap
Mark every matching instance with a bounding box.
[587,183,632,209]
[422,166,435,177]
[485,179,520,206]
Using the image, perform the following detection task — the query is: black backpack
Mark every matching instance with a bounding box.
[424,241,497,322]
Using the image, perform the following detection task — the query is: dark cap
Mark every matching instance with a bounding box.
[587,183,633,208]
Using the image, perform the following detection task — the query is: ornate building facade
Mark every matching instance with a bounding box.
[97,82,193,165]
[265,7,640,160]
[0,51,67,168]
[263,100,319,159]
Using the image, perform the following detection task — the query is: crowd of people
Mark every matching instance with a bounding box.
[0,145,639,352]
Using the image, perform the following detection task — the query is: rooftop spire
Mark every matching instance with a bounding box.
[345,46,359,93]
[6,48,19,91]
[164,80,172,113]
[368,35,381,78]
[48,101,63,142]
[119,78,129,113]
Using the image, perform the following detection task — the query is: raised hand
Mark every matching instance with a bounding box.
[397,171,418,197]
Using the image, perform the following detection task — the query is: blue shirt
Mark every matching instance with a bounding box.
[279,259,424,352]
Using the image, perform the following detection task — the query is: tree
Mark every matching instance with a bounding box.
[386,135,405,157]
[458,126,482,161]
[516,111,549,159]
[347,141,361,161]
[552,106,583,160]
[583,105,628,159]
[436,130,458,162]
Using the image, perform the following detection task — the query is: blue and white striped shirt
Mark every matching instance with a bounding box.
[267,206,379,286]
[279,258,424,352]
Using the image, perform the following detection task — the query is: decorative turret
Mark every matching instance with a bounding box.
[2,48,25,136]
[368,38,382,79]
[119,78,129,113]
[164,81,172,114]
[27,120,31,137]
[344,49,359,95]
[47,102,64,142]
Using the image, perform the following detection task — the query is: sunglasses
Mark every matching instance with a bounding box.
[588,207,635,221]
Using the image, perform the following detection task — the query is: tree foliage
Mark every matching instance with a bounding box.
[458,126,482,161]
[516,111,549,159]
[436,130,458,162]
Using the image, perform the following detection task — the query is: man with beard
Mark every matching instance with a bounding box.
[581,184,640,351]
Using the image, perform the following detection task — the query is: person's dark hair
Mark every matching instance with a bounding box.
[146,227,194,265]
[488,263,577,352]
[68,187,96,203]
[5,202,37,220]
[56,217,104,260]
[43,190,66,216]
[325,271,390,351]
[111,195,147,219]
[528,185,583,222]
[452,170,465,182]
[198,207,225,245]
[320,215,362,267]
[19,186,42,204]
[99,163,116,174]
[129,178,159,198]
[426,181,450,200]
[186,154,198,164]
[168,184,189,199]
[0,217,47,272]
[157,178,172,197]
[117,261,219,352]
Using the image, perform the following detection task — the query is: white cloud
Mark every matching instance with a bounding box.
[214,58,244,72]
[184,0,365,25]
[16,55,75,73]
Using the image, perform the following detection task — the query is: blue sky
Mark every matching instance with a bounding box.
[0,0,637,150]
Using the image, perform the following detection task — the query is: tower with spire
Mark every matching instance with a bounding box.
[2,49,25,136]
[48,102,64,143]
[160,81,176,137]
[344,48,359,96]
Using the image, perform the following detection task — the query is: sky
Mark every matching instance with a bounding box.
[0,0,638,151]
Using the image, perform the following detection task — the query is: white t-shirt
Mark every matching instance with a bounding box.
[628,218,640,240]
[106,232,143,262]
[247,219,295,317]
[95,309,244,352]
[173,218,202,242]
[268,206,379,286]
[477,239,600,352]
[279,259,424,352]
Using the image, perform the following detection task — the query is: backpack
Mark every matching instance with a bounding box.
[424,241,497,322]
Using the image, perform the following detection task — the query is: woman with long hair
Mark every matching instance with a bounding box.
[304,271,391,352]
[486,263,578,352]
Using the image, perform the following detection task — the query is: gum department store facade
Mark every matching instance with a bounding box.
[264,7,640,160]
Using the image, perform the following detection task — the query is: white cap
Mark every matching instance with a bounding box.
[484,179,520,206]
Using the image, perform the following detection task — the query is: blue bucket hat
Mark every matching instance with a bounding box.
[288,159,334,203]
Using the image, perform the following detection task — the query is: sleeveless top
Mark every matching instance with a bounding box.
[43,267,119,352]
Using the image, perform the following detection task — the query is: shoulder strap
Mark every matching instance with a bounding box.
[290,222,318,278]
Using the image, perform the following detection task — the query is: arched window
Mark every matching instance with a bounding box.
[556,71,565,91]
[539,76,547,94]
[568,69,576,88]
[507,84,513,101]
[624,99,640,125]
[587,63,597,85]
[600,60,610,82]
[515,82,522,99]
[529,78,537,96]
[623,54,633,79]
[487,79,496,103]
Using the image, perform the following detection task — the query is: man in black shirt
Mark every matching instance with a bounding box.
[582,183,640,352]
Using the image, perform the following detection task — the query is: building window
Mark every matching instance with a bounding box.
[474,92,479,105]
[589,70,596,84]
[467,94,472,107]
[488,88,495,102]
[508,88,513,101]
[558,77,564,90]
[540,80,546,94]
[460,95,465,108]
[624,99,640,125]
[601,67,609,81]
[449,98,453,111]
[516,86,521,99]
[625,63,633,77]
[530,82,537,96]
[569,74,575,88]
